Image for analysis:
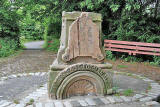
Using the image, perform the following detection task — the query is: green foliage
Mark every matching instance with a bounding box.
[117,64,128,68]
[26,99,34,106]
[0,0,20,47]
[120,55,143,62]
[19,12,44,41]
[46,38,60,52]
[122,89,134,96]
[106,51,115,60]
[0,38,19,57]
[150,56,160,66]
[13,100,20,104]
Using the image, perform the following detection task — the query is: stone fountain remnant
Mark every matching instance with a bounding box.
[48,11,113,99]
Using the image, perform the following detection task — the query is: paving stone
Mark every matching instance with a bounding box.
[113,96,123,103]
[70,101,82,107]
[120,96,131,102]
[106,96,116,103]
[18,74,24,77]
[29,73,34,75]
[8,75,15,79]
[151,86,160,89]
[11,75,17,78]
[100,98,110,104]
[93,98,105,105]
[151,83,159,85]
[132,94,144,99]
[78,100,88,106]
[1,77,8,80]
[151,104,160,107]
[0,101,12,107]
[22,73,27,76]
[145,101,159,106]
[0,100,7,105]
[40,72,46,76]
[35,102,43,107]
[0,81,4,85]
[147,92,160,96]
[85,98,96,106]
[139,97,152,102]
[35,72,40,76]
[45,102,55,107]
[7,103,17,107]
[27,105,33,107]
[143,79,154,82]
[14,103,25,107]
[63,101,73,107]
[54,101,64,107]
[147,95,158,99]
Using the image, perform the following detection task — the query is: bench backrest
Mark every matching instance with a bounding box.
[104,40,160,56]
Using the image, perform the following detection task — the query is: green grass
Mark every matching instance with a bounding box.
[26,99,34,106]
[0,49,23,63]
[0,38,21,57]
[122,89,134,96]
[117,64,128,68]
[13,100,20,104]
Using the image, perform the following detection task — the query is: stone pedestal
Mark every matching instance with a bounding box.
[48,11,113,99]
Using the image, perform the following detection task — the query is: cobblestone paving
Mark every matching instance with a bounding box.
[0,74,47,101]
[0,48,159,106]
[0,50,56,77]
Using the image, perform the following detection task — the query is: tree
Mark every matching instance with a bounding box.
[0,0,20,47]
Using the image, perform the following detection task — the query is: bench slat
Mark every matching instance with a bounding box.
[104,40,160,47]
[104,44,160,52]
[105,48,160,56]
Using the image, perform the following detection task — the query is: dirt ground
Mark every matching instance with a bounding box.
[107,59,160,84]
[0,50,160,84]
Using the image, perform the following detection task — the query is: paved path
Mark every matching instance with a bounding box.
[0,74,47,101]
[0,50,56,77]
[24,41,45,49]
[0,41,159,106]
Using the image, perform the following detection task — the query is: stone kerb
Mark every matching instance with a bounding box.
[49,63,113,99]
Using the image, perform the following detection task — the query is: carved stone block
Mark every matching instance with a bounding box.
[48,12,113,99]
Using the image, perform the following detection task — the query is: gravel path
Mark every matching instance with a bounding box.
[0,41,159,106]
[24,41,45,49]
[0,47,56,102]
[0,50,56,77]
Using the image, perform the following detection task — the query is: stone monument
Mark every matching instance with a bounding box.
[48,11,113,99]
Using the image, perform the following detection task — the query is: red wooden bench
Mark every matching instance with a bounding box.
[48,41,53,47]
[104,40,160,56]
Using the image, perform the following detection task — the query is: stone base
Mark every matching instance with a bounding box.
[48,63,113,99]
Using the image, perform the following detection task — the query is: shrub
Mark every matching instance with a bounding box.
[46,38,60,52]
[106,50,115,60]
[150,56,160,66]
[0,38,19,57]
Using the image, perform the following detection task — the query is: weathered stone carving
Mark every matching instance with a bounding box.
[53,11,104,65]
[49,63,113,99]
[48,12,113,100]
[62,13,104,62]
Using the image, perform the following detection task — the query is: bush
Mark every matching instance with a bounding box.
[46,38,60,52]
[150,56,160,66]
[106,50,115,60]
[0,38,19,57]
